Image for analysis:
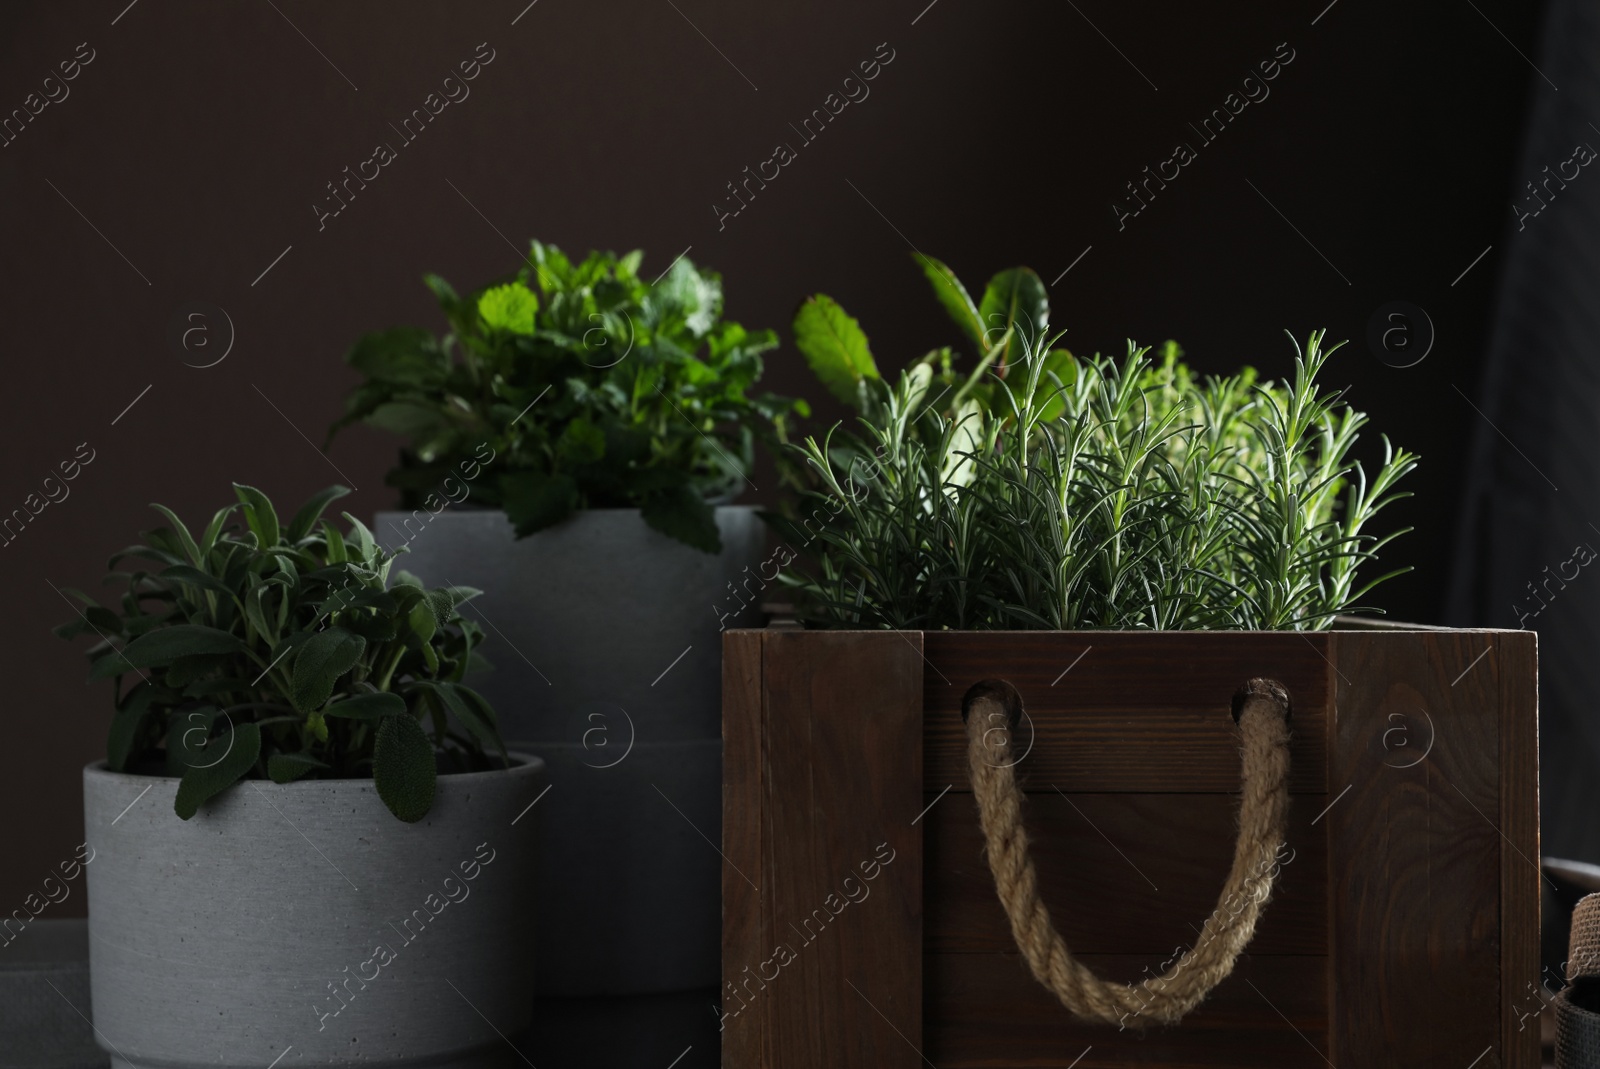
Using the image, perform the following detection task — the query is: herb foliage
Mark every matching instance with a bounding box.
[329,242,807,552]
[780,256,1417,630]
[56,484,505,822]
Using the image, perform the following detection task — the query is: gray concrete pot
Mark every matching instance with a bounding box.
[372,507,764,995]
[82,755,544,1069]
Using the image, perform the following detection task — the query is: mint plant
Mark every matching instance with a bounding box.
[780,255,1418,630]
[329,241,807,552]
[56,484,506,822]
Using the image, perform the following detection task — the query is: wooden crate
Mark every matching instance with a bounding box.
[721,628,1539,1067]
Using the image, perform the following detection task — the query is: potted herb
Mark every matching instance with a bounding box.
[329,242,805,996]
[61,484,543,1068]
[723,259,1536,1062]
[715,258,1538,1066]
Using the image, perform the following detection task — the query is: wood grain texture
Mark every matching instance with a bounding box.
[925,793,1326,956]
[759,630,925,1068]
[1327,631,1502,1065]
[923,632,1329,792]
[926,952,1328,1067]
[724,628,1537,1067]
[722,629,765,1067]
[1499,632,1541,1067]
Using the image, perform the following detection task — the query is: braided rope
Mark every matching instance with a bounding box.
[962,677,1292,1027]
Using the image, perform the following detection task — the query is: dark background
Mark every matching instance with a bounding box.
[0,0,1543,915]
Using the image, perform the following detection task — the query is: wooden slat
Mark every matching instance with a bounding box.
[925,793,1326,956]
[1499,632,1541,1068]
[1327,631,1501,1064]
[926,952,1328,1067]
[722,630,765,1066]
[923,632,1329,792]
[759,630,925,1068]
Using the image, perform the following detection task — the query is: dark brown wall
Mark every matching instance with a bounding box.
[0,0,1541,912]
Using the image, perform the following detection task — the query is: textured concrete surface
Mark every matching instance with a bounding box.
[83,755,544,1068]
[374,507,763,994]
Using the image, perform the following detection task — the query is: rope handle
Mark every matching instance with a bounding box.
[961,677,1293,1028]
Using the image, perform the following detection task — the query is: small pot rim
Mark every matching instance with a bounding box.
[82,749,544,789]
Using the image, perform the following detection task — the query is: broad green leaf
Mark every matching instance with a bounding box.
[232,484,281,548]
[455,684,508,763]
[107,684,157,771]
[244,586,276,646]
[500,471,579,538]
[373,714,436,823]
[267,753,328,783]
[418,681,504,760]
[977,268,1049,371]
[159,564,233,596]
[290,627,367,713]
[287,486,352,543]
[557,418,606,464]
[173,721,261,820]
[365,401,448,438]
[89,625,246,681]
[391,570,425,591]
[792,295,879,407]
[408,598,438,645]
[641,485,721,553]
[165,654,230,688]
[346,327,447,385]
[325,691,406,719]
[341,513,378,562]
[913,253,984,347]
[321,520,348,564]
[150,504,203,566]
[477,283,539,335]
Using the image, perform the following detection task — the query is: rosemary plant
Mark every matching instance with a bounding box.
[781,330,1416,631]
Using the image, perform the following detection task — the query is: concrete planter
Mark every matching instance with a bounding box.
[82,754,544,1069]
[372,507,764,994]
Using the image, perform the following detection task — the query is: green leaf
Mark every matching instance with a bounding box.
[977,268,1049,370]
[173,721,261,820]
[347,327,447,385]
[232,484,281,548]
[199,505,237,560]
[373,714,436,823]
[477,283,539,334]
[325,691,406,720]
[641,484,721,553]
[407,597,439,646]
[341,513,379,563]
[454,683,508,763]
[267,752,328,783]
[321,520,348,564]
[107,684,158,771]
[792,295,879,407]
[150,504,203,567]
[1034,348,1077,422]
[159,564,233,596]
[287,486,352,543]
[364,401,448,438]
[557,417,606,464]
[913,253,984,347]
[500,471,579,538]
[290,627,367,713]
[416,680,504,759]
[89,625,247,681]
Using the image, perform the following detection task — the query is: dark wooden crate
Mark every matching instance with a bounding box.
[721,628,1539,1067]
